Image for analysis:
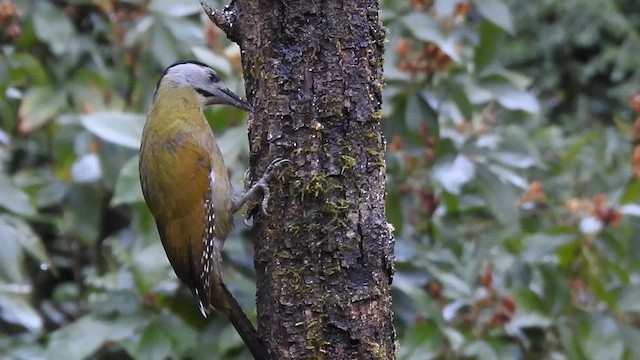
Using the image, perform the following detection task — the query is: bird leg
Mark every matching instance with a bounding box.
[232,158,292,218]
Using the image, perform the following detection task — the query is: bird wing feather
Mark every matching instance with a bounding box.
[141,134,213,314]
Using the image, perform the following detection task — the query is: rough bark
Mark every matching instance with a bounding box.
[203,1,395,359]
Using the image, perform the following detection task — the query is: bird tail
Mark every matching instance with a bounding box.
[208,238,266,359]
[218,283,267,360]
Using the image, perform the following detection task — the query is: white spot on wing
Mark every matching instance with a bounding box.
[195,289,208,317]
[199,181,216,312]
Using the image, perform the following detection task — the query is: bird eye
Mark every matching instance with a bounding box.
[208,73,219,82]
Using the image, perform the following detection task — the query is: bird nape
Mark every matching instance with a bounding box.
[138,60,290,360]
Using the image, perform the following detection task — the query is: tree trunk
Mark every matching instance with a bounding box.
[203,1,395,359]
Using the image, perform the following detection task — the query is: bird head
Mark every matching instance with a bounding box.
[155,60,252,112]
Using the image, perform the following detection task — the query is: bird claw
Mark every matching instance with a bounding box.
[258,182,271,216]
[239,158,292,225]
[264,158,293,176]
[259,158,293,214]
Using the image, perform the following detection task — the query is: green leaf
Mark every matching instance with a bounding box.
[0,174,36,216]
[486,85,540,114]
[433,155,476,195]
[582,317,623,360]
[33,4,75,55]
[402,13,460,62]
[618,286,640,313]
[112,156,144,206]
[462,340,498,360]
[67,79,122,114]
[135,321,172,360]
[507,310,552,331]
[0,221,25,283]
[513,288,548,313]
[399,320,444,360]
[443,327,464,352]
[405,93,425,132]
[64,184,104,246]
[434,272,472,298]
[619,324,640,359]
[0,214,52,270]
[476,167,519,227]
[156,311,198,353]
[163,17,203,46]
[80,112,145,149]
[486,164,528,189]
[520,234,573,264]
[47,315,138,360]
[434,0,457,17]
[621,180,640,204]
[71,153,102,183]
[464,81,494,104]
[475,0,514,34]
[47,316,112,360]
[124,15,155,47]
[443,81,473,120]
[475,21,504,73]
[557,320,586,360]
[35,177,68,208]
[216,125,250,182]
[152,21,180,68]
[149,0,201,17]
[132,241,171,293]
[217,323,244,354]
[440,191,460,214]
[621,204,640,217]
[537,264,571,314]
[0,293,42,332]
[385,188,404,236]
[191,46,233,77]
[18,86,67,133]
[8,53,49,85]
[490,152,537,169]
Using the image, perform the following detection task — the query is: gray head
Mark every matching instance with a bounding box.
[156,60,251,111]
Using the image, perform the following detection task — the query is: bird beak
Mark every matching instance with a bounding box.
[211,87,253,112]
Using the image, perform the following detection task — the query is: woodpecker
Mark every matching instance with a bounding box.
[139,60,287,359]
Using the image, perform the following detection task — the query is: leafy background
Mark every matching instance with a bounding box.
[1,0,640,359]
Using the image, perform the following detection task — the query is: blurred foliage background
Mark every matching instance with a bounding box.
[1,0,640,359]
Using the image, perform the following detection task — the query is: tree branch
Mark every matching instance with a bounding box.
[199,0,241,44]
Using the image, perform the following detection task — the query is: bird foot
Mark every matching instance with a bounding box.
[234,158,292,223]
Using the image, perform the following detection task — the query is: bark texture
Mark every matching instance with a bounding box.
[204,1,395,358]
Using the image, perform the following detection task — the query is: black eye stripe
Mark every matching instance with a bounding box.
[196,88,214,97]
